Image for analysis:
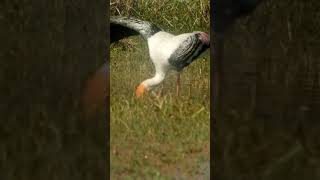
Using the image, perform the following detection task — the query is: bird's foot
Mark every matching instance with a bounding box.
[136,84,147,98]
[176,89,180,97]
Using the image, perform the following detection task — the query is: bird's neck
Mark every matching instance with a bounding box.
[141,72,166,90]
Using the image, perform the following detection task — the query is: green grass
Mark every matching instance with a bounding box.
[110,36,210,179]
[110,0,210,178]
[111,0,210,33]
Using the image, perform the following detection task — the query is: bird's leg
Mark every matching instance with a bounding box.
[176,72,181,96]
[156,84,163,98]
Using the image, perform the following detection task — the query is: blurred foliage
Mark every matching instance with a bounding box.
[214,0,320,179]
[0,1,108,179]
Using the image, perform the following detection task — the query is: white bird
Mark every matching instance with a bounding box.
[110,16,210,97]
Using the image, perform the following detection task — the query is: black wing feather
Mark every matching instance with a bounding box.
[110,23,139,43]
[169,34,208,71]
[110,16,161,43]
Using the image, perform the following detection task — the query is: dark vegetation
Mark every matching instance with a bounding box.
[213,0,320,179]
[1,1,108,179]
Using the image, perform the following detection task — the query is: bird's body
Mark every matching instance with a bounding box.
[148,32,175,72]
[110,16,210,97]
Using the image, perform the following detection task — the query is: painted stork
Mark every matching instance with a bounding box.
[110,16,210,97]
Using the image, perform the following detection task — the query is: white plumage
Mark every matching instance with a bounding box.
[110,16,210,97]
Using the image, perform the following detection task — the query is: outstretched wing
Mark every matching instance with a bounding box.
[110,16,161,43]
[168,34,209,71]
[110,23,139,43]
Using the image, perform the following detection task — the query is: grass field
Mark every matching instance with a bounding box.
[110,0,210,179]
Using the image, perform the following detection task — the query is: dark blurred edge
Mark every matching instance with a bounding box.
[210,0,215,179]
[0,0,109,179]
[106,0,110,178]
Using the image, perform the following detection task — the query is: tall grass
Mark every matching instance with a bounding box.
[110,0,210,33]
[110,0,210,178]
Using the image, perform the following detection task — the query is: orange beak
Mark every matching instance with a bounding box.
[136,84,147,97]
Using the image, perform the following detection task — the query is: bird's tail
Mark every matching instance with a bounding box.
[110,16,161,39]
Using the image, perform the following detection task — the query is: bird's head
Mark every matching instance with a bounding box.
[136,83,147,98]
[194,31,210,47]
